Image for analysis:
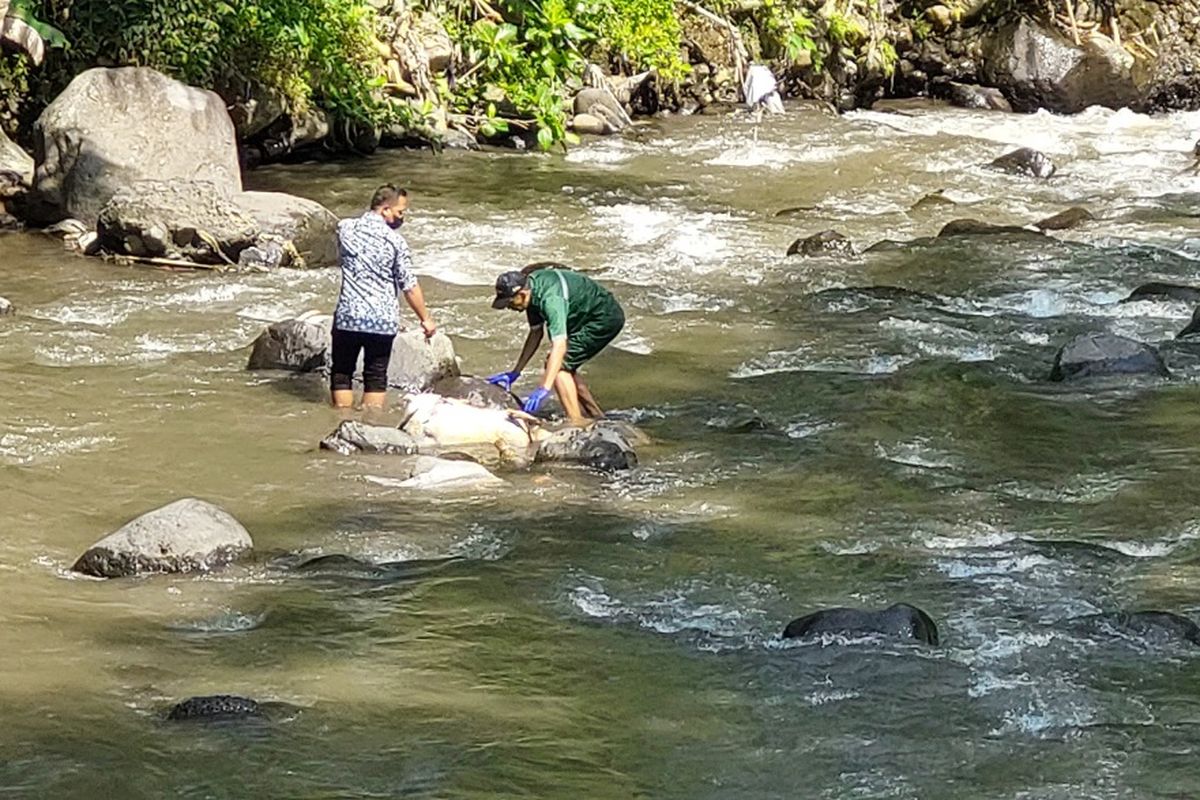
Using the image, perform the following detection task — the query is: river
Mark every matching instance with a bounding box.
[4,104,1200,798]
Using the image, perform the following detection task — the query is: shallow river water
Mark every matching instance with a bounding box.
[5,104,1200,798]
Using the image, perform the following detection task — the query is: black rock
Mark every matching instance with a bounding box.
[1035,207,1094,231]
[787,230,855,257]
[989,147,1057,179]
[938,218,1036,237]
[1069,611,1200,646]
[1123,282,1200,305]
[167,695,263,721]
[1049,332,1169,381]
[1177,306,1200,339]
[782,602,939,645]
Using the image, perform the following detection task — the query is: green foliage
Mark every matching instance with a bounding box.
[782,11,823,72]
[825,9,867,46]
[593,0,687,79]
[7,0,68,49]
[0,52,31,136]
[873,38,896,78]
[31,0,388,126]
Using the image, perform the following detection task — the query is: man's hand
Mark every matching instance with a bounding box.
[420,317,437,339]
[487,371,520,391]
[522,387,551,414]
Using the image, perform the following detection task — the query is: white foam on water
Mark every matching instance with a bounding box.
[919,523,1018,550]
[564,141,634,166]
[784,419,839,439]
[818,540,882,555]
[703,142,800,169]
[936,553,1054,579]
[874,439,960,470]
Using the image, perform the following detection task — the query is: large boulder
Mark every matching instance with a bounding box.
[96,180,259,264]
[32,67,242,225]
[72,498,253,578]
[0,127,32,189]
[245,315,460,391]
[533,421,640,471]
[980,19,1138,113]
[782,603,939,645]
[237,191,338,268]
[95,180,336,267]
[1049,332,1169,381]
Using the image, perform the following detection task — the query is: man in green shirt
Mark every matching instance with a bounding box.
[488,268,625,423]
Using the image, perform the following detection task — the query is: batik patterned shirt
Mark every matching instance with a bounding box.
[333,212,418,335]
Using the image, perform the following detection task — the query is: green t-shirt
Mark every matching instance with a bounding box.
[526,270,621,340]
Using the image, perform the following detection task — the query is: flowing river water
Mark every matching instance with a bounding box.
[5,104,1200,798]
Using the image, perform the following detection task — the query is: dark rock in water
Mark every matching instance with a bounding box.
[989,148,1057,179]
[1069,611,1200,646]
[72,498,253,579]
[246,317,329,372]
[1035,207,1094,231]
[908,190,956,214]
[167,695,263,721]
[773,205,820,218]
[1123,282,1200,305]
[786,230,854,257]
[319,421,419,455]
[534,421,640,471]
[1049,332,1169,381]
[1177,306,1200,339]
[429,375,519,410]
[804,285,943,307]
[782,603,939,646]
[862,239,923,253]
[934,79,1013,112]
[938,218,1036,237]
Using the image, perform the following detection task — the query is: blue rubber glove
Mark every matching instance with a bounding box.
[522,387,551,414]
[486,370,520,391]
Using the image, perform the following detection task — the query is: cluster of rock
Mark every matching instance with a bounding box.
[4,67,338,268]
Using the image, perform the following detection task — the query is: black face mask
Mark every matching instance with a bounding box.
[388,217,405,230]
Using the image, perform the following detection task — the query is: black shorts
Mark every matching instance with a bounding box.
[330,328,394,392]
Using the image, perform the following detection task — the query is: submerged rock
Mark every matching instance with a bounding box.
[1068,611,1200,646]
[31,67,242,225]
[1049,332,1169,381]
[167,695,264,722]
[908,190,956,213]
[786,230,854,257]
[989,147,1057,179]
[1176,307,1200,340]
[938,218,1035,237]
[1123,282,1200,305]
[782,603,939,645]
[1035,207,1094,231]
[934,80,1013,112]
[72,498,253,579]
[534,421,641,471]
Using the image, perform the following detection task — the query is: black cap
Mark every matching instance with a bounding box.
[491,271,527,309]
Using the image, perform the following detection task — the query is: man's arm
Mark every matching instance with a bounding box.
[539,336,568,390]
[402,284,436,338]
[393,238,435,338]
[513,326,544,373]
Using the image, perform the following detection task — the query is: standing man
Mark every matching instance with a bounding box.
[330,184,436,409]
[487,267,624,423]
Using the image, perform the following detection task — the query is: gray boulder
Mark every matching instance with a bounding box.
[1049,332,1169,381]
[32,67,242,225]
[534,421,640,471]
[245,315,460,391]
[1069,611,1200,647]
[72,498,253,579]
[989,147,1056,179]
[237,190,338,268]
[96,180,258,263]
[320,420,419,455]
[574,87,632,132]
[782,603,939,645]
[981,18,1137,113]
[938,218,1036,237]
[935,80,1013,112]
[246,315,331,371]
[0,126,33,189]
[786,230,854,257]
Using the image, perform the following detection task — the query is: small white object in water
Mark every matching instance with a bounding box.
[743,64,785,114]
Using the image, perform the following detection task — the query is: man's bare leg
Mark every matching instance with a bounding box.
[361,391,387,410]
[552,370,586,424]
[573,373,604,418]
[332,389,355,409]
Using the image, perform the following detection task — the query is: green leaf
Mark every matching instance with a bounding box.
[536,125,554,150]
